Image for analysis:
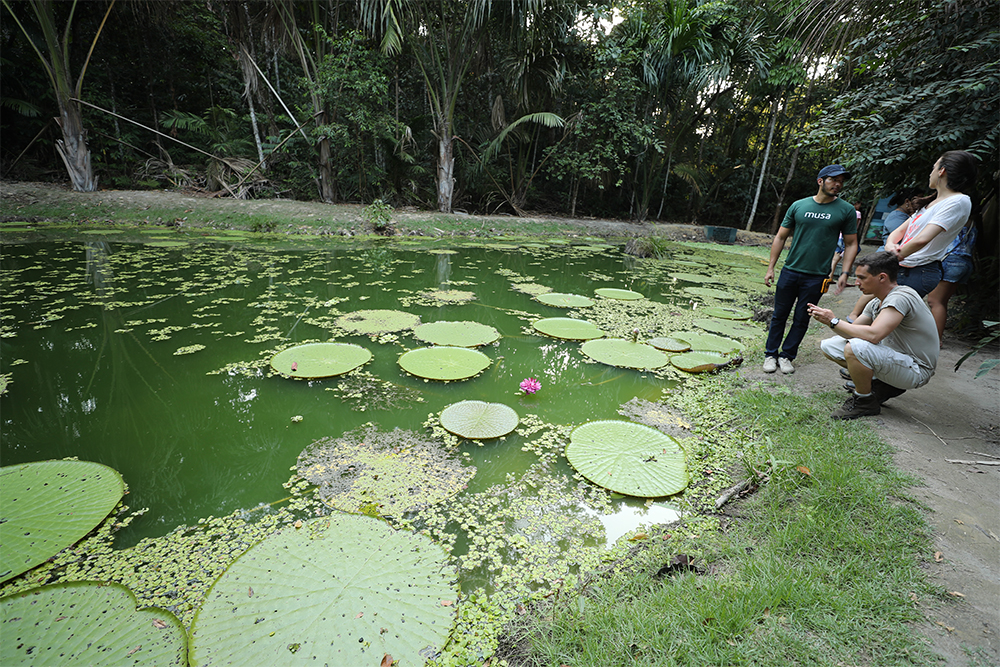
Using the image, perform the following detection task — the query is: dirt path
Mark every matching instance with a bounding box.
[2,181,998,664]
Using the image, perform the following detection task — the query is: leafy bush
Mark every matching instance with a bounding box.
[363,199,395,235]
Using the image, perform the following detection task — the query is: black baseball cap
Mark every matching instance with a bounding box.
[817,164,851,179]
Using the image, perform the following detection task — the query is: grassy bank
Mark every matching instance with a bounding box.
[499,378,941,666]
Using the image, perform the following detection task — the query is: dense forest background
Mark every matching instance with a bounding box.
[1,0,997,236]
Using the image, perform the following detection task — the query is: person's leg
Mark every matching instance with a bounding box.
[765,268,798,358]
[926,280,959,341]
[843,342,873,394]
[779,272,825,360]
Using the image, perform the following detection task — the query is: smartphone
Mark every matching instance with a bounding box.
[820,278,834,294]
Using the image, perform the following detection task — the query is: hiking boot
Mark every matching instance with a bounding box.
[872,379,906,404]
[839,367,852,381]
[830,393,881,420]
[778,358,795,374]
[763,356,777,373]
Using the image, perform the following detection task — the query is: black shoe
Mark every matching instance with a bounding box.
[872,379,906,404]
[839,367,852,381]
[831,393,881,420]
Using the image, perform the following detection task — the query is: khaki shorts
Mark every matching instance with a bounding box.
[820,336,934,389]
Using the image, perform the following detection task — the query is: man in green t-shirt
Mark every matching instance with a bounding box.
[762,164,859,374]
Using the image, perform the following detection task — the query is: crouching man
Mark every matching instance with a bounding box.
[806,251,939,420]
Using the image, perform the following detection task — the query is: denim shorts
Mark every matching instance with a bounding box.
[942,253,973,284]
[897,261,942,297]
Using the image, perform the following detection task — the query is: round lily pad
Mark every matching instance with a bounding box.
[1,460,125,584]
[694,318,760,338]
[684,286,736,300]
[595,288,644,300]
[413,321,500,347]
[566,420,687,497]
[335,309,420,335]
[440,400,519,439]
[296,426,475,515]
[398,346,491,381]
[672,330,741,354]
[700,306,752,320]
[536,292,596,308]
[419,289,476,304]
[269,342,372,379]
[647,337,691,352]
[580,339,668,370]
[669,272,721,284]
[670,351,732,373]
[1,582,186,666]
[189,515,457,666]
[533,317,604,341]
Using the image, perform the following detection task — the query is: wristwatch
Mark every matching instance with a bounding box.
[829,317,840,329]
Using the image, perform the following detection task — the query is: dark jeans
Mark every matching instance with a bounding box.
[765,268,826,360]
[897,261,942,297]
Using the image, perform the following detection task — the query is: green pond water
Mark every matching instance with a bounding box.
[0,233,765,556]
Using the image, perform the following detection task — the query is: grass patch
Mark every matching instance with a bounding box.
[500,381,938,666]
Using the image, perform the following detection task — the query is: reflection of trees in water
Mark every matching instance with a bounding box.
[436,252,451,286]
[84,241,115,301]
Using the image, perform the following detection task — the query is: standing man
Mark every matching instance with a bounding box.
[763,164,859,374]
[807,252,939,419]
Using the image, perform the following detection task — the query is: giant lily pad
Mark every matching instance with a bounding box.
[335,309,420,335]
[413,321,500,347]
[1,460,125,584]
[1,582,186,666]
[269,342,372,379]
[536,292,595,308]
[700,306,752,320]
[647,337,691,352]
[189,516,457,666]
[440,400,519,439]
[669,272,722,284]
[672,330,741,354]
[566,421,687,497]
[670,351,732,373]
[398,346,491,381]
[693,318,760,338]
[580,339,668,370]
[684,286,736,300]
[594,288,643,300]
[296,426,475,515]
[532,317,604,341]
[418,289,476,304]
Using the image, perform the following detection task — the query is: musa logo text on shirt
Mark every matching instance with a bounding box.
[804,212,833,219]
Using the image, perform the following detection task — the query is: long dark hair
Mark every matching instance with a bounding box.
[938,150,979,193]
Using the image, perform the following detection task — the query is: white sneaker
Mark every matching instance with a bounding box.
[778,358,795,374]
[763,356,778,373]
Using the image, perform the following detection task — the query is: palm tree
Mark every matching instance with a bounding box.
[2,0,116,191]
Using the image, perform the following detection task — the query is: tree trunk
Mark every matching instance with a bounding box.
[317,135,335,202]
[54,99,97,192]
[437,131,454,213]
[745,96,780,231]
[772,144,800,233]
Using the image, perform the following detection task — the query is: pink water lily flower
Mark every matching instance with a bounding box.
[520,377,541,394]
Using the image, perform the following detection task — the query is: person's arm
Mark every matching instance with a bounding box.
[895,224,945,261]
[885,216,912,253]
[807,303,903,343]
[764,225,792,287]
[834,234,859,294]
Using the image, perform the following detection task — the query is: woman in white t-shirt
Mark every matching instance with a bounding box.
[846,151,978,321]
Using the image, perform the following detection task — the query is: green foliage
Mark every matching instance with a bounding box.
[805,0,999,193]
[954,320,1000,378]
[362,198,395,234]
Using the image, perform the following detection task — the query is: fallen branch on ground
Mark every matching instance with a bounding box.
[944,459,1000,466]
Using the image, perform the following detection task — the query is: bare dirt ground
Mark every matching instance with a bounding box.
[2,181,998,665]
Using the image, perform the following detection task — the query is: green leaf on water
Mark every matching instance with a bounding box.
[270,342,372,379]
[647,337,691,352]
[700,306,752,320]
[1,581,186,666]
[413,321,500,348]
[693,318,761,338]
[398,346,491,381]
[536,292,596,308]
[672,330,741,354]
[533,317,604,341]
[594,288,644,300]
[1,460,124,584]
[670,351,732,373]
[580,339,668,370]
[566,421,687,497]
[669,272,722,284]
[440,400,519,439]
[334,309,420,335]
[188,516,457,667]
[684,286,736,300]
